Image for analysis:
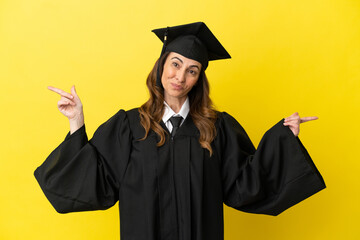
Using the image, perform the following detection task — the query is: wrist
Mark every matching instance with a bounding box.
[69,114,84,134]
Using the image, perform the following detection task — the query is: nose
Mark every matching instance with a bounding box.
[176,69,186,83]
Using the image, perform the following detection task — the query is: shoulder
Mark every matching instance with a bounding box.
[124,108,145,139]
[101,107,140,132]
[213,111,255,153]
[214,111,241,129]
[104,108,144,140]
[125,107,140,120]
[214,111,250,140]
[111,107,139,121]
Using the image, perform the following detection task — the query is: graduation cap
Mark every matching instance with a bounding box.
[152,22,231,87]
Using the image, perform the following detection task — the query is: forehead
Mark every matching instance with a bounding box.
[167,52,202,67]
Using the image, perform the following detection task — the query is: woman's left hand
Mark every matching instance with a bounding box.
[283,112,318,137]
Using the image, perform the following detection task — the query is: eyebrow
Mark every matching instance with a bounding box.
[171,57,200,70]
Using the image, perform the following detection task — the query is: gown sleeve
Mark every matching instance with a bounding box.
[215,112,326,216]
[34,109,131,213]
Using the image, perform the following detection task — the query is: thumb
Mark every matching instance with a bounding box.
[71,85,78,97]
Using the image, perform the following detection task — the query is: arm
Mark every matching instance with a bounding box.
[216,112,326,216]
[34,109,131,213]
[35,86,131,213]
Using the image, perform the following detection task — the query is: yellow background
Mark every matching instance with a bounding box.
[1,0,359,239]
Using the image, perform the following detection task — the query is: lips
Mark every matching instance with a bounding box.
[171,83,183,90]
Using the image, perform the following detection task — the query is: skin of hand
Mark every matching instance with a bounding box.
[47,85,84,134]
[283,112,318,137]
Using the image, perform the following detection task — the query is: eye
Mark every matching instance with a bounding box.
[189,69,197,75]
[172,62,179,67]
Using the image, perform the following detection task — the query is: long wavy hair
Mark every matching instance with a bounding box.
[139,52,218,155]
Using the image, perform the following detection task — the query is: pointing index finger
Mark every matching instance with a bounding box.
[48,86,74,99]
[300,116,318,123]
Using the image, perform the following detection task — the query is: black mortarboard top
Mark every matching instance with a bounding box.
[152,22,231,87]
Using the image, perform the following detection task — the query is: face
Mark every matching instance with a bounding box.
[161,52,202,102]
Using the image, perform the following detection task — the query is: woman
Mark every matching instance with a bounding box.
[34,22,326,240]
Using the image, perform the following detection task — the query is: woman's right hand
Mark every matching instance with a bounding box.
[48,85,85,134]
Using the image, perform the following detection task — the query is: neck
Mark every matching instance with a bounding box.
[164,95,187,113]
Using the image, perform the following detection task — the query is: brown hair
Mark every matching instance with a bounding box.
[138,52,218,155]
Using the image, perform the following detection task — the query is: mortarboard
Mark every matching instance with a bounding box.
[152,22,231,87]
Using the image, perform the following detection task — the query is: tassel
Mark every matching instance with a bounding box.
[156,27,169,87]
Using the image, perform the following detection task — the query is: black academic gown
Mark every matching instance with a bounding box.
[34,108,326,240]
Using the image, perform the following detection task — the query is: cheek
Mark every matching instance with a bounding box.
[163,65,176,79]
[168,69,177,79]
[187,77,199,88]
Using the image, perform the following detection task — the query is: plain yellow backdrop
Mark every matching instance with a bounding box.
[1,0,359,239]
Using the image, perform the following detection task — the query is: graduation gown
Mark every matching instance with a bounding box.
[34,108,326,240]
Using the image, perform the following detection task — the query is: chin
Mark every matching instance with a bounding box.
[167,90,187,99]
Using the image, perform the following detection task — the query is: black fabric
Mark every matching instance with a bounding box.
[170,116,183,137]
[34,109,326,240]
[166,35,209,70]
[152,22,231,71]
